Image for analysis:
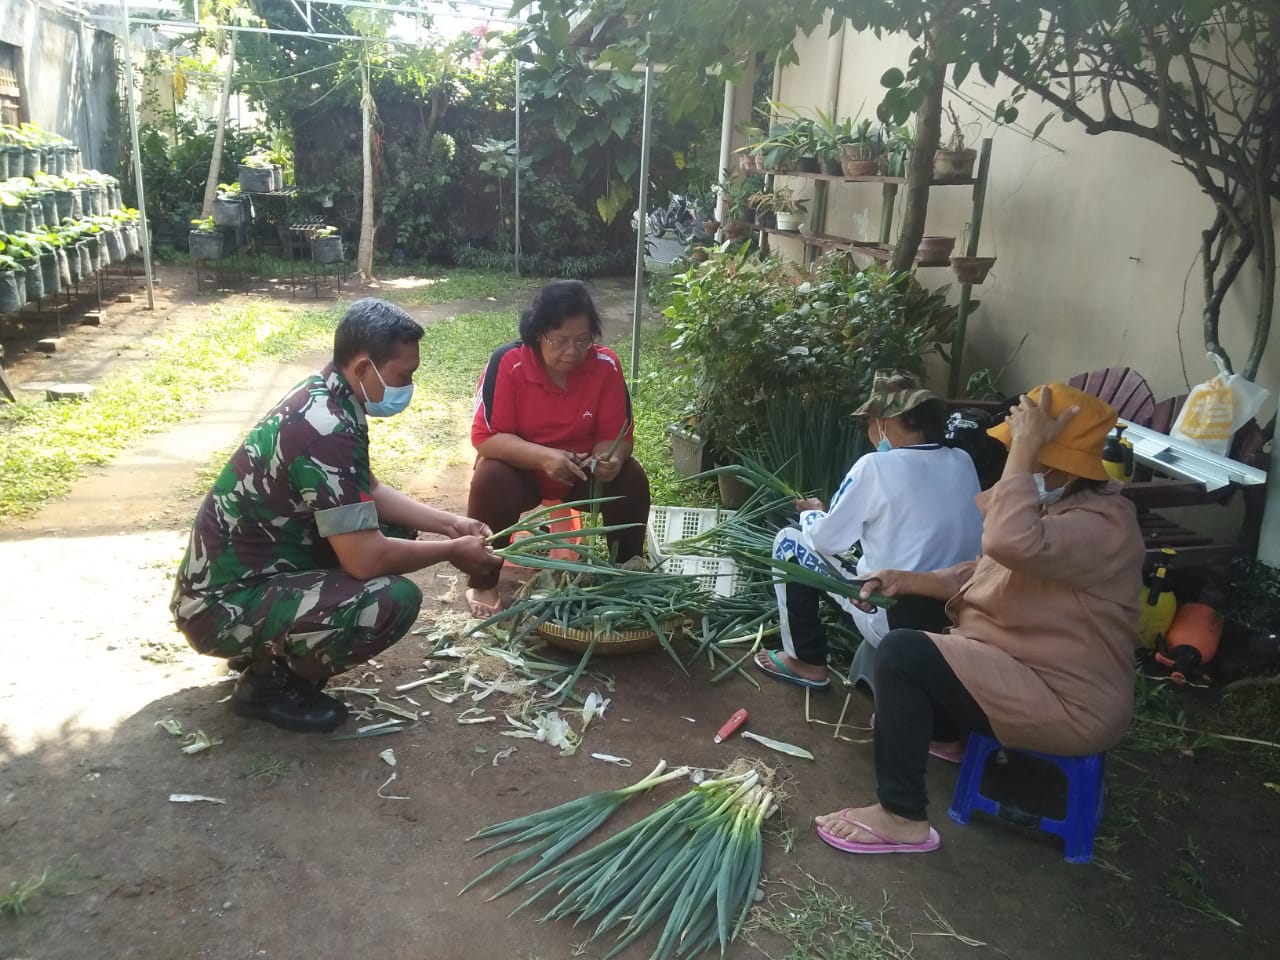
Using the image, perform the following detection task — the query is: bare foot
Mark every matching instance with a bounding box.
[756,649,827,683]
[464,587,503,619]
[813,803,932,845]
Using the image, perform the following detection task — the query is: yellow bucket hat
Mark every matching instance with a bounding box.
[986,383,1116,482]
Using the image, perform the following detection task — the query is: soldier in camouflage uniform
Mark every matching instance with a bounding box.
[172,298,499,733]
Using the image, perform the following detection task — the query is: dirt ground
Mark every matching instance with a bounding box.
[1,264,1277,960]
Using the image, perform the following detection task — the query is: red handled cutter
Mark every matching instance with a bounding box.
[714,709,749,744]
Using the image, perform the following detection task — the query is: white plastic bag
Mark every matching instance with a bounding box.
[1171,354,1270,456]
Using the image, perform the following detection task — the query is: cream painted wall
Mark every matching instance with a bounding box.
[768,24,1280,415]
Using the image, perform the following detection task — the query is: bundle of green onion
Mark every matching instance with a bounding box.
[464,761,774,960]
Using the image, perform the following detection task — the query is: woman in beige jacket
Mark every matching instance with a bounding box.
[815,384,1144,855]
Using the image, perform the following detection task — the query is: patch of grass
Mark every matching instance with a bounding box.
[1168,836,1243,929]
[0,301,337,522]
[366,310,517,489]
[746,872,911,960]
[0,868,55,917]
[377,267,541,306]
[614,324,717,510]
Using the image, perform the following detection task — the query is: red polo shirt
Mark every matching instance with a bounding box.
[472,341,634,500]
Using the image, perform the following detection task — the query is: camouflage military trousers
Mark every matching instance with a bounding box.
[174,570,423,682]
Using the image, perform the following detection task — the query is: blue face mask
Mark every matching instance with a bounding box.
[361,362,414,418]
[875,421,892,453]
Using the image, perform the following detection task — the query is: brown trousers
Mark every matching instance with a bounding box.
[466,456,651,590]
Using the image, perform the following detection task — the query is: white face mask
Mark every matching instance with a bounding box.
[1034,472,1066,505]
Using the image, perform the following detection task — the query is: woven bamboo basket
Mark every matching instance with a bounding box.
[535,618,684,656]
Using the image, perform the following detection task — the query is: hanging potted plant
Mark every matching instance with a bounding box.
[188,216,224,260]
[934,103,979,180]
[311,225,344,264]
[0,251,24,313]
[950,226,996,283]
[238,152,275,193]
[840,118,880,177]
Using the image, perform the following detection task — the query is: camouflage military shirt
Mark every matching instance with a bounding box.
[171,363,381,622]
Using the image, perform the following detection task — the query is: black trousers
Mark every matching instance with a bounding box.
[873,629,993,821]
[781,580,951,664]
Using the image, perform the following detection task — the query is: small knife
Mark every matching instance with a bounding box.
[713,708,749,743]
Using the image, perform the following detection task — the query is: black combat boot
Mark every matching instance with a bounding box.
[229,660,347,733]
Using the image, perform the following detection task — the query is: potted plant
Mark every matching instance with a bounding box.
[0,183,29,233]
[6,234,43,303]
[915,235,957,263]
[311,225,343,264]
[814,109,857,176]
[882,124,914,177]
[752,187,808,232]
[189,216,224,260]
[950,227,996,283]
[0,251,23,312]
[212,182,248,227]
[840,118,880,177]
[238,152,275,193]
[934,103,979,180]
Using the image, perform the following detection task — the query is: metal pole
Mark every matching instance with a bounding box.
[119,0,155,310]
[630,60,655,382]
[946,136,993,397]
[514,59,521,276]
[715,78,735,233]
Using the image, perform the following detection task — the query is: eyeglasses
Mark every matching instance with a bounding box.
[542,334,595,351]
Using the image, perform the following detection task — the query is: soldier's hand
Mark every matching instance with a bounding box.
[448,515,491,539]
[449,535,500,577]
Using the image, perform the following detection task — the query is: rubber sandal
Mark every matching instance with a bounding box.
[753,649,830,690]
[867,713,965,764]
[464,588,504,620]
[814,811,941,855]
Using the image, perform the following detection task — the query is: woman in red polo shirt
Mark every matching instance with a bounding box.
[465,280,651,616]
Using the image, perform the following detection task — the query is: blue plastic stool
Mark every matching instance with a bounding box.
[947,733,1105,863]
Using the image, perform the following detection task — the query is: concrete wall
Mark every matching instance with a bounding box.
[0,0,120,174]
[765,20,1280,411]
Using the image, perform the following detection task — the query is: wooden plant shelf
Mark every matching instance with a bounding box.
[754,226,951,267]
[770,169,978,187]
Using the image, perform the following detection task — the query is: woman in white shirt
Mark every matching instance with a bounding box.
[755,371,983,693]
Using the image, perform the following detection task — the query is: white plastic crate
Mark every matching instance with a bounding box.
[646,505,741,597]
[654,552,742,598]
[646,505,736,561]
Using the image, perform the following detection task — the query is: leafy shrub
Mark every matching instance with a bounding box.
[664,247,959,453]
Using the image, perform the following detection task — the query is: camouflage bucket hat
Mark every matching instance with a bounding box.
[851,369,938,419]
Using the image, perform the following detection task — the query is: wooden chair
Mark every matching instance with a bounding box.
[1068,367,1156,426]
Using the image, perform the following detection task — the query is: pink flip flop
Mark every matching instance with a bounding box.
[814,811,941,855]
[867,713,966,765]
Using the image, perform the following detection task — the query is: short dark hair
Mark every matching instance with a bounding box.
[897,398,946,443]
[517,280,602,348]
[333,298,424,366]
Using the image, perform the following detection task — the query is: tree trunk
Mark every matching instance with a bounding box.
[1244,191,1275,381]
[200,29,236,219]
[355,46,376,282]
[890,28,947,273]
